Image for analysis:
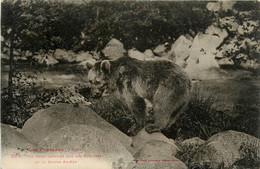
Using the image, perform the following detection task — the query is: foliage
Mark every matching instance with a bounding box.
[1,72,40,127]
[1,0,213,53]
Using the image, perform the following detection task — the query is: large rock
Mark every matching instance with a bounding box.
[32,53,59,66]
[75,52,93,62]
[53,49,77,63]
[168,35,193,67]
[21,104,132,150]
[102,38,126,60]
[185,25,228,79]
[131,129,179,156]
[133,140,187,169]
[217,58,234,66]
[1,123,36,154]
[144,49,154,58]
[78,58,97,69]
[128,48,146,61]
[190,130,260,168]
[153,44,167,57]
[38,124,134,169]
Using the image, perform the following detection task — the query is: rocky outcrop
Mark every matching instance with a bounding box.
[167,35,193,67]
[128,48,146,61]
[128,48,155,61]
[130,129,187,169]
[39,124,134,168]
[102,38,126,60]
[184,25,228,79]
[1,123,36,154]
[75,51,93,62]
[217,58,234,66]
[32,52,59,66]
[131,129,178,156]
[133,140,188,169]
[144,49,154,58]
[21,103,132,150]
[190,130,260,168]
[78,58,97,69]
[53,49,77,63]
[153,44,168,57]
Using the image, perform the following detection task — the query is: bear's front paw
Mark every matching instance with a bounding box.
[128,124,142,136]
[145,124,161,134]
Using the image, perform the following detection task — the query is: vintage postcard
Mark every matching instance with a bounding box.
[1,0,259,168]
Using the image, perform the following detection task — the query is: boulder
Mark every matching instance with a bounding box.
[131,129,179,156]
[78,58,97,69]
[133,140,187,169]
[190,130,260,168]
[75,52,93,62]
[153,44,167,57]
[168,35,193,67]
[38,124,134,168]
[1,123,36,154]
[32,53,59,66]
[21,103,132,150]
[144,49,154,58]
[217,58,234,66]
[102,38,126,60]
[128,48,146,61]
[53,49,77,63]
[185,25,228,79]
[43,55,59,66]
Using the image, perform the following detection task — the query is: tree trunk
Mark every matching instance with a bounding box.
[8,37,14,103]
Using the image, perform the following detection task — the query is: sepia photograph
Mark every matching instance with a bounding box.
[1,0,260,168]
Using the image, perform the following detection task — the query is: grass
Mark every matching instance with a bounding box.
[163,83,259,141]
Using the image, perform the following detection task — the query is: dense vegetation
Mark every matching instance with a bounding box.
[1,0,215,53]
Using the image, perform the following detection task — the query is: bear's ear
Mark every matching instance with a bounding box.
[100,60,111,74]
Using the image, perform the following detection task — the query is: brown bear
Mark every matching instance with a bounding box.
[87,56,191,134]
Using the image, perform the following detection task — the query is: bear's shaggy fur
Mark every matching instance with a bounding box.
[88,56,191,134]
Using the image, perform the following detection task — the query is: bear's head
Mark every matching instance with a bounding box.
[87,59,128,98]
[87,60,111,98]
